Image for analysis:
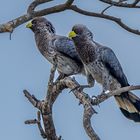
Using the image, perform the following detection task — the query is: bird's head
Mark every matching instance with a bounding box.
[26,17,55,34]
[68,24,93,41]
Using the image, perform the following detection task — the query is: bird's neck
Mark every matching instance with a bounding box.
[73,37,96,64]
[34,30,55,56]
[35,30,54,44]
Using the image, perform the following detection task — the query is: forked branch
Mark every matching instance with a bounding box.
[0,0,140,35]
[24,66,140,140]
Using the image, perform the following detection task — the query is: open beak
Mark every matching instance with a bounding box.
[26,21,32,28]
[68,31,77,38]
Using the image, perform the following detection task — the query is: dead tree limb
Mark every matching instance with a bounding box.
[0,0,140,35]
[99,0,140,8]
[24,66,140,140]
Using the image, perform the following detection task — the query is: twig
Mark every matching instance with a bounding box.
[101,0,127,14]
[99,0,140,8]
[91,85,140,105]
[24,75,140,140]
[23,90,42,109]
[0,0,74,33]
[36,111,47,138]
[69,5,140,35]
[0,0,140,35]
[25,111,47,138]
[101,5,113,14]
[27,0,53,14]
[25,119,38,124]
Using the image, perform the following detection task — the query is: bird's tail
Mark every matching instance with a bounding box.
[114,92,140,122]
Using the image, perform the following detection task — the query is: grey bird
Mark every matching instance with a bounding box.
[26,17,94,87]
[69,24,140,122]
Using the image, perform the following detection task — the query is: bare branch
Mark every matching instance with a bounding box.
[58,77,100,140]
[23,89,42,110]
[83,106,100,140]
[24,66,66,140]
[24,72,140,140]
[36,111,47,138]
[25,111,47,138]
[0,0,140,36]
[0,14,32,33]
[0,0,74,33]
[92,85,140,105]
[132,0,140,6]
[65,0,75,6]
[101,0,127,14]
[69,5,140,35]
[25,119,38,124]
[101,5,113,14]
[99,0,140,8]
[24,90,59,139]
[27,0,53,14]
[46,64,57,102]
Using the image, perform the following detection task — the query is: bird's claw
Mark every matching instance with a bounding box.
[92,95,98,99]
[91,95,100,107]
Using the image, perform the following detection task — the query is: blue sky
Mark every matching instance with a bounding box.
[0,0,140,140]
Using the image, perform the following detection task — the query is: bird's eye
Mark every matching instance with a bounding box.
[32,20,37,25]
[73,29,78,34]
[46,24,49,27]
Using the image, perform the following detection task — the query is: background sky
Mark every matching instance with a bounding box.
[0,0,140,140]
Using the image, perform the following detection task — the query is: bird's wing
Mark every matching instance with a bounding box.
[100,46,129,87]
[52,35,82,64]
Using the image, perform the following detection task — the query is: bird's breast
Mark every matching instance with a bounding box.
[86,60,107,84]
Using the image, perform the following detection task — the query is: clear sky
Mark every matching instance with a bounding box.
[0,0,140,140]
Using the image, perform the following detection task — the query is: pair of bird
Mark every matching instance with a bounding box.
[26,17,140,122]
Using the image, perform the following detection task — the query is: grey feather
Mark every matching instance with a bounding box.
[27,17,95,87]
[52,36,82,65]
[71,24,140,122]
[100,46,129,87]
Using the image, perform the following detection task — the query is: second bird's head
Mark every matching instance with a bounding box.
[26,17,55,34]
[68,24,93,41]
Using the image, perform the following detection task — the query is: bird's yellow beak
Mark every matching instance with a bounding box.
[68,31,77,38]
[26,21,33,28]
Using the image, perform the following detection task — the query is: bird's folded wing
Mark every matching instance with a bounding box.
[52,36,82,64]
[100,46,129,87]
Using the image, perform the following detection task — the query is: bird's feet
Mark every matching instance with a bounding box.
[101,90,110,95]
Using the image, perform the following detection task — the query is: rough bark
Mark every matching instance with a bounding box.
[1,0,140,139]
[0,0,140,35]
[24,66,140,140]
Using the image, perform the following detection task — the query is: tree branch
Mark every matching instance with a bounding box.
[0,0,74,33]
[0,0,140,36]
[101,0,127,14]
[27,0,53,14]
[91,85,140,105]
[99,0,140,8]
[69,5,140,35]
[24,72,140,140]
[24,65,63,140]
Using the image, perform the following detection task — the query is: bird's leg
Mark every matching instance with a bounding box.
[69,74,94,93]
[87,74,95,87]
[101,78,111,94]
[102,84,110,94]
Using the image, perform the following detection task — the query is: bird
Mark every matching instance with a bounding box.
[26,17,94,87]
[68,24,140,122]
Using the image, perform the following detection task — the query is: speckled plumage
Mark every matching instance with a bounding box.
[26,17,94,86]
[71,24,140,122]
